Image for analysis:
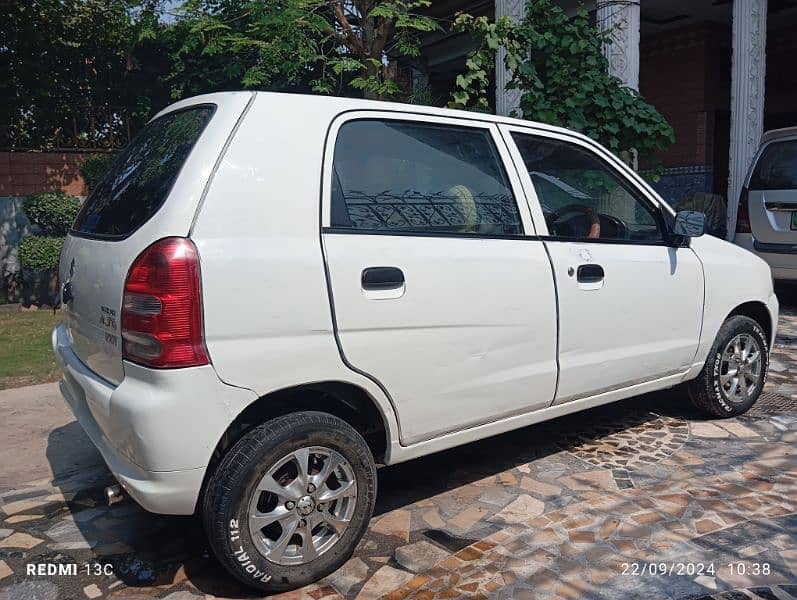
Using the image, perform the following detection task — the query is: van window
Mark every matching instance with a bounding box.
[72,106,215,238]
[331,120,522,236]
[511,133,663,242]
[749,140,797,190]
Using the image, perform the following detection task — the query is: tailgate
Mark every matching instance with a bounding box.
[58,94,252,384]
[748,138,797,245]
[59,234,129,383]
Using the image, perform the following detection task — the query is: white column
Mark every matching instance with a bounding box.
[596,0,640,91]
[727,0,767,238]
[495,0,526,116]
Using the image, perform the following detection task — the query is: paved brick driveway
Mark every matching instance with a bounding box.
[0,289,795,600]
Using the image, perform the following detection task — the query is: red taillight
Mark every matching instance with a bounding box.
[736,186,751,233]
[122,237,208,368]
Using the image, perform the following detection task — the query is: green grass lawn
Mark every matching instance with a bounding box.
[0,309,61,390]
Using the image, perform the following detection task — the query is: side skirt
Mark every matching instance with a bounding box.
[385,371,688,465]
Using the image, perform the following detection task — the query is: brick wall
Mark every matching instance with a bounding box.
[0,151,99,197]
[640,23,730,170]
[639,23,731,203]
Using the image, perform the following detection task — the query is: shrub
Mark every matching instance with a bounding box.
[22,192,81,236]
[80,153,116,192]
[18,236,64,271]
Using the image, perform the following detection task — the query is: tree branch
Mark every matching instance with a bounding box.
[330,0,366,57]
[371,16,395,58]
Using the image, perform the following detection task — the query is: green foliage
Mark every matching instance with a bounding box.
[168,0,333,98]
[407,83,437,106]
[450,0,674,163]
[22,193,82,236]
[1,0,167,149]
[3,0,440,148]
[18,236,65,271]
[80,154,117,192]
[170,0,439,100]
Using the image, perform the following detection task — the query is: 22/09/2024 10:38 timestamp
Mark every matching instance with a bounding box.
[622,562,772,577]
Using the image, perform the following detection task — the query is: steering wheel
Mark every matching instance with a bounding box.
[548,204,601,239]
[598,213,628,239]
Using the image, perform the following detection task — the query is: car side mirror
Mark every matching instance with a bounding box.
[671,210,706,238]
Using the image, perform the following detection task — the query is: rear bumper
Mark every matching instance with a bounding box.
[52,324,257,515]
[734,233,797,281]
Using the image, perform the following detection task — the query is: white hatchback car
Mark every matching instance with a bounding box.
[53,92,778,592]
[734,126,797,280]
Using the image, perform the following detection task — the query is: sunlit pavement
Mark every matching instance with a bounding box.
[0,287,795,600]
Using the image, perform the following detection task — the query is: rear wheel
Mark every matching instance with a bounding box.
[687,315,769,417]
[202,411,377,593]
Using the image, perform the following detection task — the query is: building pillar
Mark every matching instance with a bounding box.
[596,0,641,91]
[495,0,526,116]
[727,0,767,238]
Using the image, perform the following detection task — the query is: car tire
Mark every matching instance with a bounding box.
[202,411,377,593]
[687,315,769,418]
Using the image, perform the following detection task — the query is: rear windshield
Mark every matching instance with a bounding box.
[749,139,797,190]
[72,105,215,238]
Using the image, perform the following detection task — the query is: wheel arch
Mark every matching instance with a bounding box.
[727,300,773,347]
[201,381,391,504]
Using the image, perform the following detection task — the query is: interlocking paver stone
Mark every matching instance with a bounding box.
[396,541,450,574]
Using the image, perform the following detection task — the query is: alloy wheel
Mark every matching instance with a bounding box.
[719,333,763,403]
[247,446,357,565]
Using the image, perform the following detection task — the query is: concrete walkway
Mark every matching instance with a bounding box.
[0,382,103,491]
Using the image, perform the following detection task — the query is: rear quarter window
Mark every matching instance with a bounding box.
[72,105,215,239]
[749,139,797,190]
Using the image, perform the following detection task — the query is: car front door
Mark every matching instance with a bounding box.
[502,125,704,404]
[321,113,558,445]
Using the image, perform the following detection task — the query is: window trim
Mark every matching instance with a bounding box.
[322,226,540,241]
[69,103,218,241]
[320,110,537,239]
[498,124,672,246]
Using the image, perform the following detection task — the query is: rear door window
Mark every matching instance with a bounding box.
[331,119,522,236]
[72,106,215,238]
[749,140,797,190]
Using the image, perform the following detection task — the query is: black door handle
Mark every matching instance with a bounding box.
[577,264,604,283]
[362,267,405,290]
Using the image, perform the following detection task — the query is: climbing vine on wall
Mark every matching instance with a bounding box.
[449,0,674,164]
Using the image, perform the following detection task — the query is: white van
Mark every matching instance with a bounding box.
[53,92,778,592]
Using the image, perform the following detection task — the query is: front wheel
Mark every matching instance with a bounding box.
[202,411,377,593]
[687,315,769,417]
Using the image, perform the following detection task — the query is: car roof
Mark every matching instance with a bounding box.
[153,90,596,146]
[762,126,797,144]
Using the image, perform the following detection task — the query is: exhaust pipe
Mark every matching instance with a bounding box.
[104,484,126,506]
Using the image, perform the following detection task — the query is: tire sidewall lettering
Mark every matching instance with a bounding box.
[710,321,768,414]
[229,512,273,583]
[711,351,734,412]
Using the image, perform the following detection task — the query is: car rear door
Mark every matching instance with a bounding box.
[501,124,703,404]
[321,112,558,446]
[746,137,797,247]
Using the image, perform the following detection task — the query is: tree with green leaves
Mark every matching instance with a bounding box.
[1,0,167,149]
[171,0,438,100]
[449,0,674,164]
